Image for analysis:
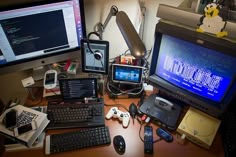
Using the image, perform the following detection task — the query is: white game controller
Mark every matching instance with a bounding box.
[106,107,130,128]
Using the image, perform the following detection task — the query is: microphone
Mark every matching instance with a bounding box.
[116,11,146,59]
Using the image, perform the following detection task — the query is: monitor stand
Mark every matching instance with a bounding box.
[32,66,49,81]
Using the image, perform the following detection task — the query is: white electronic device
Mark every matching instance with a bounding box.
[44,70,57,89]
[14,121,37,137]
[106,107,130,128]
[177,107,221,149]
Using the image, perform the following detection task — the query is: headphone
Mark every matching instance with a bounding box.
[93,50,103,60]
[87,32,103,61]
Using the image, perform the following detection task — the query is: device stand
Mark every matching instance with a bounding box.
[107,81,143,97]
[87,73,105,96]
[118,83,143,94]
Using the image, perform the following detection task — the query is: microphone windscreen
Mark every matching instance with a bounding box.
[116,11,146,59]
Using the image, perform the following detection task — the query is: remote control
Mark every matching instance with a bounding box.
[156,128,173,142]
[144,126,153,154]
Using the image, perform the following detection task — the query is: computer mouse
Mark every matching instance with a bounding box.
[113,135,126,154]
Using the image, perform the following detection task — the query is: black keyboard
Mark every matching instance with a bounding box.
[221,110,236,157]
[46,99,105,129]
[45,126,111,154]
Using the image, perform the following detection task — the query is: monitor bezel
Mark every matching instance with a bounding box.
[0,0,86,75]
[148,22,236,117]
[80,39,109,74]
[112,63,144,85]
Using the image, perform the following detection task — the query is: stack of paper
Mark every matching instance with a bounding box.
[0,105,49,147]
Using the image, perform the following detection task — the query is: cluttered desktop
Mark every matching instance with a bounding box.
[0,0,236,157]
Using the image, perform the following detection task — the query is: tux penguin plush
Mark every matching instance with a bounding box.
[196,2,228,38]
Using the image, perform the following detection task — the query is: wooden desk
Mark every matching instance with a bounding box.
[2,95,224,157]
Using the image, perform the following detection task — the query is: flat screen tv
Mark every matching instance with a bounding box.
[0,0,86,76]
[149,22,236,117]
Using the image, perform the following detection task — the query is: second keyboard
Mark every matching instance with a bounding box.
[45,126,111,154]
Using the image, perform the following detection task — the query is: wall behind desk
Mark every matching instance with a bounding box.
[84,0,184,59]
[0,0,184,104]
[0,0,184,58]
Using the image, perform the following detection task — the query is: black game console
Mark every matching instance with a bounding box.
[139,94,183,131]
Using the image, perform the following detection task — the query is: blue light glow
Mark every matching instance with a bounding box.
[155,35,236,102]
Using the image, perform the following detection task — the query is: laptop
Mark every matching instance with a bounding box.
[59,78,98,100]
[46,78,105,129]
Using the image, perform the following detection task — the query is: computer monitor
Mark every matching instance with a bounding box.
[149,22,236,117]
[0,0,86,75]
[112,64,143,84]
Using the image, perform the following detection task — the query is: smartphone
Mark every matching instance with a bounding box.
[44,70,57,89]
[14,121,37,137]
[4,109,17,128]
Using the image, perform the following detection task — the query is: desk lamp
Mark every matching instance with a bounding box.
[94,6,146,59]
[93,6,146,97]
